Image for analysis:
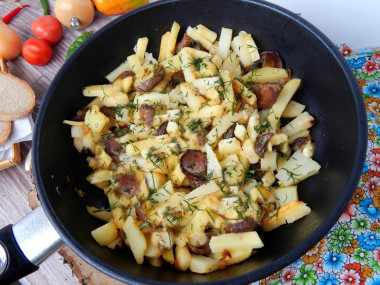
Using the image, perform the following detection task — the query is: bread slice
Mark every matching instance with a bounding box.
[0,120,11,146]
[0,72,35,121]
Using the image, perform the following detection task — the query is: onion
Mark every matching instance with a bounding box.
[54,0,95,29]
[0,19,22,61]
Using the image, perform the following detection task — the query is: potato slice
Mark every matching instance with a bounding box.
[218,138,241,158]
[162,248,175,264]
[209,232,264,253]
[217,27,233,60]
[148,180,174,204]
[198,105,224,118]
[241,139,260,164]
[232,79,256,106]
[83,84,121,98]
[282,100,306,118]
[84,105,109,133]
[218,70,236,111]
[123,216,147,264]
[189,255,219,274]
[86,206,113,222]
[220,154,249,185]
[180,83,206,111]
[203,143,223,183]
[242,67,289,85]
[166,21,181,59]
[124,135,170,156]
[268,79,301,130]
[158,31,170,62]
[281,112,315,137]
[183,180,220,204]
[89,169,112,184]
[276,150,321,186]
[180,49,197,83]
[186,26,214,52]
[206,111,247,147]
[170,163,187,186]
[105,61,131,82]
[145,232,162,258]
[175,245,191,271]
[273,186,299,207]
[262,201,311,231]
[91,222,118,246]
[135,37,149,63]
[212,249,252,266]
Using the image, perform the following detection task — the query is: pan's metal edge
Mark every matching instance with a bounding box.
[32,0,368,284]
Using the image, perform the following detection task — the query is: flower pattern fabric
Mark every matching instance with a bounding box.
[255,45,380,285]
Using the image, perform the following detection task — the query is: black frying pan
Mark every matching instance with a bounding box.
[0,0,367,284]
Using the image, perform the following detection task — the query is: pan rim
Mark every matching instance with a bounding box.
[32,0,367,283]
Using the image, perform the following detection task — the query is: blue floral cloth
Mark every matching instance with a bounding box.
[255,45,380,285]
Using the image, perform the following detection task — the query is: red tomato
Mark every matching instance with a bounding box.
[31,15,63,45]
[22,38,52,66]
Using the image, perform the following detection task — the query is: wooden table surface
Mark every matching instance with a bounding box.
[0,1,152,284]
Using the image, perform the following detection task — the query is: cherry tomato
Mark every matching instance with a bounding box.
[31,15,63,45]
[22,38,52,66]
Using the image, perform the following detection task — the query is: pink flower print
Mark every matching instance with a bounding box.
[374,248,380,262]
[362,60,378,76]
[340,44,352,56]
[340,269,361,285]
[282,269,295,284]
[340,202,356,222]
[374,50,380,61]
[314,259,323,272]
[369,153,380,173]
[365,177,380,195]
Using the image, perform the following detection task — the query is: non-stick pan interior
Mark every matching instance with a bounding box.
[33,0,366,284]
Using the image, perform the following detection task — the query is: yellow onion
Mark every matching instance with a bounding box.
[0,19,22,61]
[54,0,95,30]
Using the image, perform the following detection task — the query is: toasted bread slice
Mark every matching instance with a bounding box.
[0,72,35,121]
[0,120,11,146]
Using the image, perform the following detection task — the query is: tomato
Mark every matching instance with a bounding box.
[31,15,63,45]
[22,38,52,66]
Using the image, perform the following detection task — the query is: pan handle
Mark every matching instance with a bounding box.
[0,207,63,284]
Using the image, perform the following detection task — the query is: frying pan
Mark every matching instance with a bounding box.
[0,0,367,284]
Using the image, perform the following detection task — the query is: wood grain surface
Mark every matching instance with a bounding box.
[0,1,153,284]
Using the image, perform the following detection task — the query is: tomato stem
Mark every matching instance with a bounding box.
[40,0,49,16]
[2,5,30,24]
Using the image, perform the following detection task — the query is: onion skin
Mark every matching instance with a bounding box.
[54,0,95,29]
[0,19,22,61]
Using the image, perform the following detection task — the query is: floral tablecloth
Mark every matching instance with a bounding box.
[255,45,380,285]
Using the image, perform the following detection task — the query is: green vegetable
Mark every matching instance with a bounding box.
[40,0,49,15]
[66,31,94,59]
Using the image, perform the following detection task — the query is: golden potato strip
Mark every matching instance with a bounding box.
[196,24,217,43]
[268,78,301,130]
[123,216,147,264]
[218,70,236,111]
[217,27,233,60]
[180,83,206,111]
[166,21,181,60]
[276,150,321,186]
[281,111,315,137]
[158,31,170,62]
[262,201,311,231]
[241,67,289,85]
[135,37,149,63]
[105,60,131,82]
[186,26,214,52]
[180,49,196,83]
[209,232,264,253]
[91,222,118,246]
